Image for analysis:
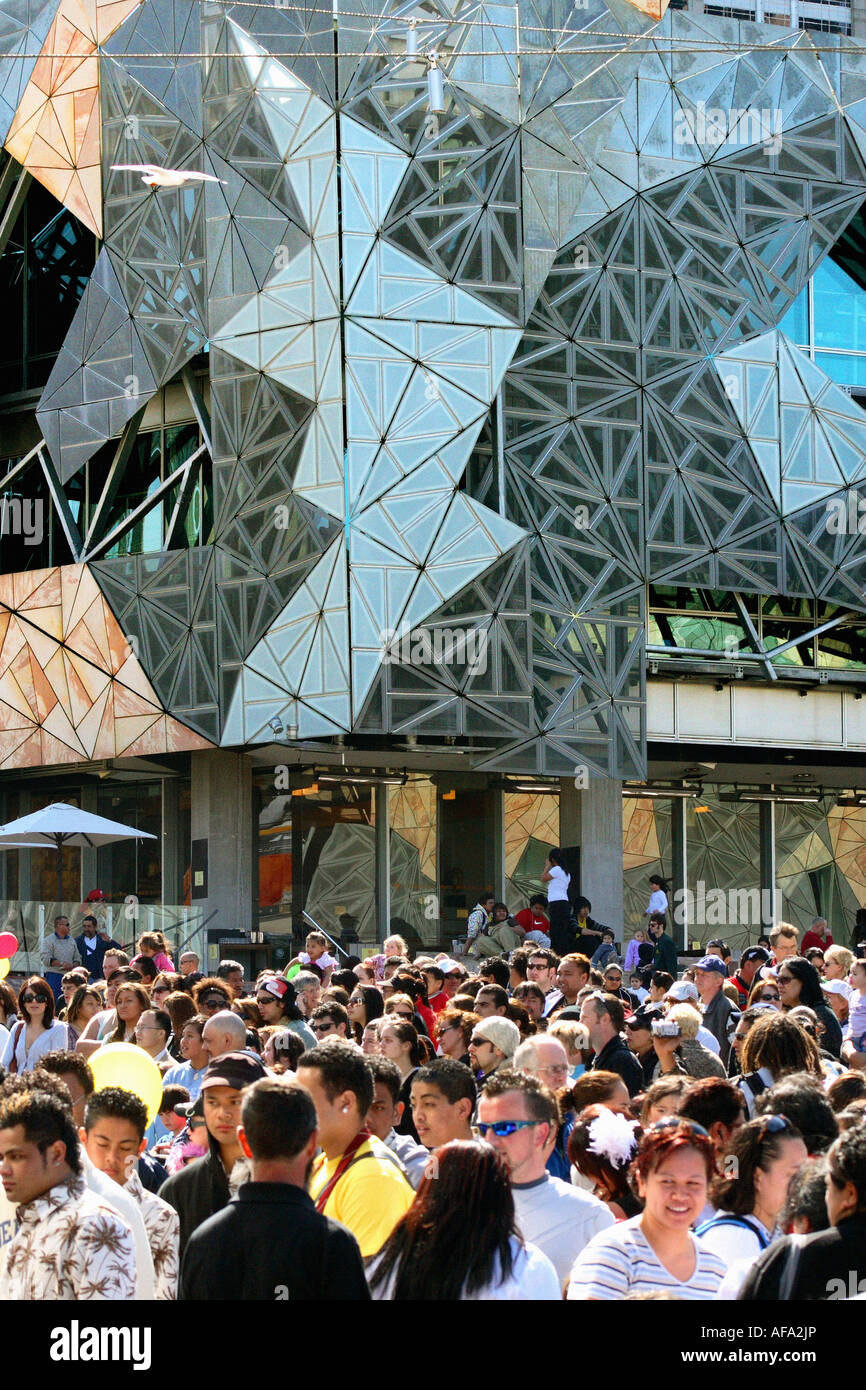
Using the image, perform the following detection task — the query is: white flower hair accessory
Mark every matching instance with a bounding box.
[586,1108,640,1170]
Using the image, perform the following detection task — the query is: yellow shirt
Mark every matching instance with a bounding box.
[309,1136,414,1258]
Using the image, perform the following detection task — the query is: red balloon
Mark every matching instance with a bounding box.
[0,932,18,959]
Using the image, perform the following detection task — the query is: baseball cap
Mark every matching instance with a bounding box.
[695,955,728,975]
[175,1094,204,1119]
[554,1005,583,1022]
[625,1004,664,1030]
[471,1015,520,1059]
[740,946,771,967]
[666,980,699,1003]
[200,1051,268,1091]
[821,979,852,1000]
[437,958,464,977]
[258,975,295,1002]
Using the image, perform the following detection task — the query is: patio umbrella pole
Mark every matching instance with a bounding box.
[56,839,62,907]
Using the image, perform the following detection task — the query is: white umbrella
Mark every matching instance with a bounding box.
[0,801,157,901]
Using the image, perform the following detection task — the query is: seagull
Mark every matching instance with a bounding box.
[110,164,227,189]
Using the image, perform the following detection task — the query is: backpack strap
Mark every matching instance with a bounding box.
[695,1214,771,1250]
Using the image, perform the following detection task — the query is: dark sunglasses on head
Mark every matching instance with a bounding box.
[649,1117,710,1138]
[757,1114,790,1136]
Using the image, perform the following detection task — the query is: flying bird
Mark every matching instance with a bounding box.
[110,164,227,189]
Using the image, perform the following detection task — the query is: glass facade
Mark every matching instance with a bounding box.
[389,778,438,947]
[95,782,162,903]
[624,790,866,952]
[780,256,866,388]
[504,791,559,905]
[649,586,866,671]
[0,183,96,397]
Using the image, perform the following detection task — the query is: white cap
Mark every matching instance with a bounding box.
[821,979,852,1000]
[666,980,699,1003]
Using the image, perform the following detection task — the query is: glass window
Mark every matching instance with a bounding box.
[813,258,866,353]
[0,183,96,396]
[96,783,162,903]
[778,287,809,345]
[504,791,559,907]
[813,352,866,388]
[389,778,438,949]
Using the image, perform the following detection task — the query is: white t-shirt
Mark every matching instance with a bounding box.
[697,1025,721,1055]
[370,1237,561,1300]
[696,1212,771,1268]
[546,866,570,904]
[513,1175,616,1290]
[647,889,669,914]
[567,1216,727,1300]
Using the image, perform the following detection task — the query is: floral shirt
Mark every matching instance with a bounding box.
[124,1168,179,1300]
[2,1177,136,1300]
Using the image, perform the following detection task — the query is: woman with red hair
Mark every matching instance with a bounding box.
[567,1119,728,1299]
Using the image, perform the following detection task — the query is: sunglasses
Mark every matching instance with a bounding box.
[310,1022,335,1034]
[470,1035,491,1046]
[757,1114,791,1136]
[202,997,226,1008]
[256,995,279,1006]
[649,1117,710,1138]
[759,991,780,1000]
[476,1120,542,1139]
[20,994,45,1005]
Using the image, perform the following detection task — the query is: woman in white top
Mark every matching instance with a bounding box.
[568,1118,728,1299]
[368,1139,560,1300]
[698,1114,807,1297]
[541,849,572,957]
[645,874,669,917]
[0,976,70,1073]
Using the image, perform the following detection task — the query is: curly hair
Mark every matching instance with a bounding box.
[0,1088,81,1174]
[83,1086,148,1140]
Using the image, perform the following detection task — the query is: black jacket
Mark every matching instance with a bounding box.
[74,932,121,981]
[739,1213,866,1300]
[591,1035,644,1097]
[160,1144,230,1254]
[180,1183,371,1301]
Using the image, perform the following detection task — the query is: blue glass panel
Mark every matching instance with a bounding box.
[778,287,808,345]
[814,352,866,387]
[813,258,866,352]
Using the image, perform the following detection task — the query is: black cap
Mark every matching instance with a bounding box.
[175,1095,204,1120]
[625,1004,664,1030]
[200,1051,268,1092]
[741,946,771,967]
[553,1005,584,1021]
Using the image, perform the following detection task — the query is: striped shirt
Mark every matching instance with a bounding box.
[566,1216,727,1300]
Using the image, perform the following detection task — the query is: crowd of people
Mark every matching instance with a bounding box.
[1,903,866,1302]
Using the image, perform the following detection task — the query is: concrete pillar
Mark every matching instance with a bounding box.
[190,750,255,938]
[559,777,624,931]
[759,801,777,930]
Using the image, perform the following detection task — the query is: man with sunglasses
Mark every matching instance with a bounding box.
[40,916,82,1001]
[478,1070,614,1290]
[309,1003,351,1041]
[526,949,563,1018]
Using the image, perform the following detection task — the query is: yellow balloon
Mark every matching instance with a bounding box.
[0,959,8,980]
[89,1043,164,1126]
